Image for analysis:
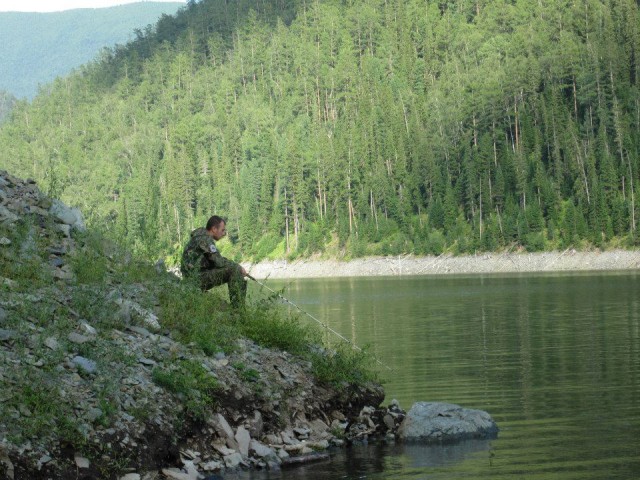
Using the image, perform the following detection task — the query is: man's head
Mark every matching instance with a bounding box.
[206,215,227,241]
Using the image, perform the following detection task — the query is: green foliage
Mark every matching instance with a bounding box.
[239,301,315,355]
[152,359,219,420]
[157,280,378,387]
[158,280,239,354]
[0,89,16,123]
[309,344,380,387]
[1,374,81,446]
[0,220,54,290]
[232,362,260,382]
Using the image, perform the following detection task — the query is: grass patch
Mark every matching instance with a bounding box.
[1,372,82,447]
[0,221,54,290]
[232,362,260,382]
[309,343,380,386]
[158,281,240,354]
[158,280,378,388]
[152,359,219,420]
[238,300,315,355]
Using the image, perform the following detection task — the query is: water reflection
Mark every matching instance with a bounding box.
[228,440,493,480]
[249,271,640,479]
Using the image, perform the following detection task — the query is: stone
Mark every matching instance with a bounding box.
[182,460,200,479]
[330,410,346,421]
[72,356,97,374]
[200,460,223,471]
[397,402,498,443]
[0,206,18,223]
[210,414,239,451]
[180,449,199,460]
[28,205,49,217]
[49,257,65,268]
[52,265,74,281]
[223,452,244,469]
[44,337,59,350]
[264,433,281,445]
[68,332,91,344]
[235,425,251,457]
[212,444,235,456]
[74,455,90,469]
[1,277,18,289]
[307,439,329,450]
[383,413,395,430]
[115,299,160,330]
[87,408,104,422]
[161,468,196,480]
[0,449,15,480]
[280,430,297,445]
[0,237,11,245]
[56,224,71,237]
[0,307,8,321]
[0,329,17,342]
[49,199,86,230]
[293,426,310,438]
[246,410,264,438]
[309,418,329,436]
[119,475,141,480]
[80,322,97,335]
[127,326,151,337]
[248,439,274,458]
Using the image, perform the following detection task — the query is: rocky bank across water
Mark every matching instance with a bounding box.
[246,249,640,279]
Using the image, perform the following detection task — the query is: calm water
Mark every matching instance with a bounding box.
[239,271,640,479]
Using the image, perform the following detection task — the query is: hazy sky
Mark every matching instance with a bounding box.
[0,0,185,13]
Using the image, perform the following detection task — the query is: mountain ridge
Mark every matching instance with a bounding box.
[0,2,184,99]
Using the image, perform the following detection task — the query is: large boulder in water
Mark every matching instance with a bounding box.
[397,402,498,443]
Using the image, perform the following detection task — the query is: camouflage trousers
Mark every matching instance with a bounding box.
[200,266,247,308]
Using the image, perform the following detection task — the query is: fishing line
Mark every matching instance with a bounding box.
[247,275,392,371]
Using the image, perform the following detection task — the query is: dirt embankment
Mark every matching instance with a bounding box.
[246,250,640,279]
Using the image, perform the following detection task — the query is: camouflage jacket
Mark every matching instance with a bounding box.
[180,227,237,277]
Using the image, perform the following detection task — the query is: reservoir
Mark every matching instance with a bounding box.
[242,271,640,479]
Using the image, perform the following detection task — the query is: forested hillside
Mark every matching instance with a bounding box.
[0,2,183,99]
[0,90,16,123]
[0,0,638,262]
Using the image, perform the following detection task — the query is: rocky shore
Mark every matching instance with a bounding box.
[246,249,640,279]
[0,170,500,480]
[0,171,389,480]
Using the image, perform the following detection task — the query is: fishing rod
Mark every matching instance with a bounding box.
[247,275,392,371]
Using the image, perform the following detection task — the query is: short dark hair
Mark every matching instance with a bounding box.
[206,215,226,230]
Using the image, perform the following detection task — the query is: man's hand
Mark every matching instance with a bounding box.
[240,266,248,277]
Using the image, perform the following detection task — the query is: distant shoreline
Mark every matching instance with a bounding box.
[245,249,640,279]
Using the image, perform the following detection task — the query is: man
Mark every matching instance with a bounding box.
[181,215,248,308]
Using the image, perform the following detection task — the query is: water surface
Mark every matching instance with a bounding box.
[241,271,640,479]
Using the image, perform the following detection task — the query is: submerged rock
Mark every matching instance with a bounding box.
[397,402,498,443]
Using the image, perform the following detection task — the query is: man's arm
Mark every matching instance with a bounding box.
[199,238,247,275]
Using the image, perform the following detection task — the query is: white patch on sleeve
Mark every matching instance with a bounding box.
[209,244,218,253]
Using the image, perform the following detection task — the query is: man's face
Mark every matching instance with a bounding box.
[209,221,227,241]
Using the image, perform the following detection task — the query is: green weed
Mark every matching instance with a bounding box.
[151,359,219,420]
[232,362,260,382]
[3,375,81,446]
[309,343,380,387]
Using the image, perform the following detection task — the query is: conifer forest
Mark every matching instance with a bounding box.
[1,0,638,261]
